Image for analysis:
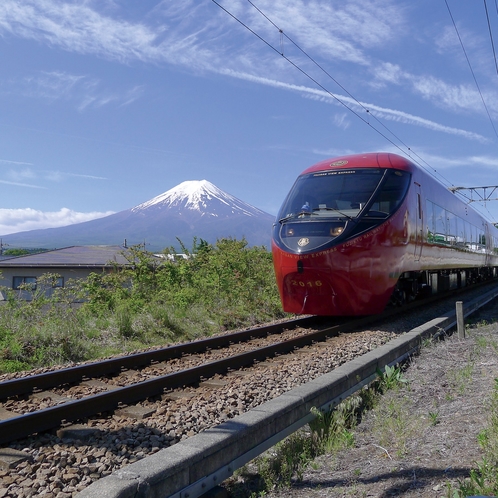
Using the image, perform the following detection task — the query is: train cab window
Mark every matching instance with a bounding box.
[277,168,410,223]
[364,170,411,218]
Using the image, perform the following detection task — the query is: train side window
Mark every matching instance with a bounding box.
[457,218,465,246]
[435,205,446,244]
[474,225,480,250]
[451,214,457,244]
[447,212,457,245]
[465,222,471,248]
[426,200,435,242]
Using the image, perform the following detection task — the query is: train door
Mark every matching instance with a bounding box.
[414,184,423,262]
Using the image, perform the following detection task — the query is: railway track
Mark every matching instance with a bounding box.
[0,315,352,445]
[0,281,493,447]
[1,282,497,498]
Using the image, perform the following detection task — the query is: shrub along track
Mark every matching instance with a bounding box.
[0,283,496,497]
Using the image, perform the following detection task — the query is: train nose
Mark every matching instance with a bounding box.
[282,269,338,315]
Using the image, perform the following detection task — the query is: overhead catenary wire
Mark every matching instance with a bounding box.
[211,0,458,191]
[444,0,498,139]
[212,0,498,221]
[484,0,498,74]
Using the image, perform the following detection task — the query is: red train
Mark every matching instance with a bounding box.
[272,152,498,315]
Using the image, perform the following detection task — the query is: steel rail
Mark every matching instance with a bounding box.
[0,315,369,445]
[1,281,495,445]
[0,315,326,400]
[2,279,493,401]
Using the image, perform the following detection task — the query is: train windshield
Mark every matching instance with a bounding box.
[277,168,410,222]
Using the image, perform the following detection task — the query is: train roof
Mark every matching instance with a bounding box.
[301,152,416,175]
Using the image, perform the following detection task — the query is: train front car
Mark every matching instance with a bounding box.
[272,153,416,316]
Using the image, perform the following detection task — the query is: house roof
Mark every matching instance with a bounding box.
[0,246,134,268]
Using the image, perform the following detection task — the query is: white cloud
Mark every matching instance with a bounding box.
[0,207,115,235]
[1,166,45,188]
[370,64,498,119]
[0,0,492,137]
[0,0,405,70]
[433,22,490,74]
[0,158,34,166]
[5,70,144,110]
[0,180,46,189]
[0,1,161,63]
[222,69,488,142]
[371,62,405,87]
[434,25,462,54]
[467,155,498,169]
[411,76,483,113]
[387,149,498,173]
[44,171,107,182]
[7,168,36,182]
[332,113,350,130]
[0,167,107,188]
[21,71,86,101]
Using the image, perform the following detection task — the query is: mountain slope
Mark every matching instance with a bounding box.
[0,181,276,251]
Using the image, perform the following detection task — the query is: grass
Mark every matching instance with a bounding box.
[428,409,440,426]
[3,248,498,496]
[225,365,408,496]
[250,397,361,492]
[0,241,286,374]
[451,377,498,497]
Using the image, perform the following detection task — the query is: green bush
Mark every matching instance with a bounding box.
[0,238,286,373]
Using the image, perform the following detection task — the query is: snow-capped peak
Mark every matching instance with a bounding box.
[131,180,267,218]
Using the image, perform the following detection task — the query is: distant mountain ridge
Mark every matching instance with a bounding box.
[0,181,275,251]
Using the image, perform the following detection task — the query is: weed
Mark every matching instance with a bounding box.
[475,335,488,351]
[422,336,435,348]
[0,240,287,373]
[376,364,409,394]
[447,378,498,496]
[477,429,489,449]
[243,395,364,493]
[448,363,474,395]
[428,410,440,426]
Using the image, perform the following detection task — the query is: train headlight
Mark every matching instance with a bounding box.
[331,226,344,236]
[286,228,295,236]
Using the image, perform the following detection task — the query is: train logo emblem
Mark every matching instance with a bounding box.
[298,238,310,247]
[330,160,348,166]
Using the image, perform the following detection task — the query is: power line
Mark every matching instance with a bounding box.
[211,0,458,189]
[246,0,460,188]
[484,0,498,74]
[444,0,498,139]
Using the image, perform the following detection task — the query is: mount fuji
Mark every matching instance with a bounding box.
[0,181,276,251]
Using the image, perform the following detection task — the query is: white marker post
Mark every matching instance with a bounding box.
[456,301,465,339]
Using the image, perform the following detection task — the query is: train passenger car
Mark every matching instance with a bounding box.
[272,152,498,315]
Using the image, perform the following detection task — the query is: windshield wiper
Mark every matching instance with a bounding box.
[278,210,318,223]
[312,207,355,222]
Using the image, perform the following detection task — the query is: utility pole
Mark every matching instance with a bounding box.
[449,185,498,226]
[448,185,498,204]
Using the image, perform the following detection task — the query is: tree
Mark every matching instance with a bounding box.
[3,248,30,256]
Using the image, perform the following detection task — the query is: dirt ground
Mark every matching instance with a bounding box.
[227,301,498,498]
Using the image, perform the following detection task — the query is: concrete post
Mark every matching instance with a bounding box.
[456,301,465,339]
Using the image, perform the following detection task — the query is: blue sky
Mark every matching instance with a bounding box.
[1,0,498,235]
